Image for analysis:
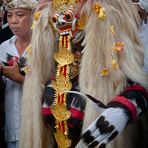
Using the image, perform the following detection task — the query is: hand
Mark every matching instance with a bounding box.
[76,107,129,148]
[2,58,24,84]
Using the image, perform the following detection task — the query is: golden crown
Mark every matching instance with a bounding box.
[52,0,81,12]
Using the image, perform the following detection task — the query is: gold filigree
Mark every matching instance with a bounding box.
[54,47,74,66]
[52,34,74,148]
[52,0,81,12]
[52,104,71,121]
[55,129,72,148]
[52,74,72,93]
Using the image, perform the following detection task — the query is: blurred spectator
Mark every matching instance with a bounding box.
[139,0,148,12]
[133,0,148,72]
[0,2,13,44]
[136,0,148,73]
[0,0,3,29]
[0,2,6,148]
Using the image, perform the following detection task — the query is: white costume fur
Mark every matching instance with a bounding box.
[20,0,148,148]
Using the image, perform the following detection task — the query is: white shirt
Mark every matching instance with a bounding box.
[139,0,148,12]
[139,21,148,73]
[0,36,27,142]
[139,23,148,52]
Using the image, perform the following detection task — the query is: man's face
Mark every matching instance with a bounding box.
[7,8,32,37]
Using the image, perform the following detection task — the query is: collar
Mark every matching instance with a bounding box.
[9,35,17,44]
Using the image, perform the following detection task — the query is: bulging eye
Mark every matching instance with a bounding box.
[52,13,59,23]
[64,9,74,22]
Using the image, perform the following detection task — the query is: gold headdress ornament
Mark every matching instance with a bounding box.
[4,0,38,11]
[52,0,82,12]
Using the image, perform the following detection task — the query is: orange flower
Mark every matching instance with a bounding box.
[114,42,124,52]
[93,3,102,13]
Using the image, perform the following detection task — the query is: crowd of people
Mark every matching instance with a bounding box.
[0,0,148,148]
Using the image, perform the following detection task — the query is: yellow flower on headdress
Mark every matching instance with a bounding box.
[111,59,119,70]
[100,68,109,76]
[31,11,42,30]
[34,11,41,21]
[77,13,87,29]
[93,3,107,20]
[114,42,124,52]
[110,25,116,34]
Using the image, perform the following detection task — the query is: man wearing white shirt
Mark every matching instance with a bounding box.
[0,0,36,147]
[0,36,27,148]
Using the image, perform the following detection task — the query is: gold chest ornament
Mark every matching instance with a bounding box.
[51,35,74,148]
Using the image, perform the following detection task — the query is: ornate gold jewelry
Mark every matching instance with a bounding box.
[52,0,81,12]
[52,103,71,122]
[55,129,72,148]
[52,74,72,94]
[51,34,74,147]
[54,48,74,66]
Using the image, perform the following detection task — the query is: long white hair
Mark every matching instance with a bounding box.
[20,3,56,148]
[80,0,148,148]
[20,0,148,148]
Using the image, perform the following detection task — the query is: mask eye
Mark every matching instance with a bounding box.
[64,10,74,22]
[52,13,59,23]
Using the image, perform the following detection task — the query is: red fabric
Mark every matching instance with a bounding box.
[42,108,52,115]
[126,84,148,97]
[7,56,18,66]
[113,96,137,120]
[70,108,84,120]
